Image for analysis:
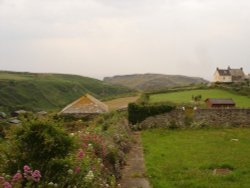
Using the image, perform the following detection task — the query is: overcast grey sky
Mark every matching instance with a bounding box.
[0,0,250,80]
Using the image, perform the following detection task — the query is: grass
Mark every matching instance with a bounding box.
[104,96,139,111]
[149,89,250,107]
[142,128,250,188]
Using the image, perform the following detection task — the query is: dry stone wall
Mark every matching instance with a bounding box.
[194,109,250,126]
[139,108,250,129]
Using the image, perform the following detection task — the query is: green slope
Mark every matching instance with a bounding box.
[0,71,133,113]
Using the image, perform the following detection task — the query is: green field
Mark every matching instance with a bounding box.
[150,89,250,107]
[142,129,250,188]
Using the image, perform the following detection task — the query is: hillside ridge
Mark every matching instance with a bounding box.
[104,73,208,91]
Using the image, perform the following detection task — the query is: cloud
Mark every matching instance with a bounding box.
[0,0,250,80]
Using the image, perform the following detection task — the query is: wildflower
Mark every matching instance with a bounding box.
[3,181,12,188]
[48,182,54,186]
[74,166,81,174]
[67,169,73,175]
[85,170,94,182]
[77,149,85,160]
[5,175,11,180]
[32,170,41,182]
[87,143,93,151]
[23,165,31,173]
[0,176,5,183]
[12,172,22,182]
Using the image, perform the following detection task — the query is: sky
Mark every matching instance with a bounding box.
[0,0,250,81]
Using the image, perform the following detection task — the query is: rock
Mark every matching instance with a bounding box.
[231,139,239,142]
[37,111,48,116]
[11,110,27,117]
[213,168,232,175]
[0,112,7,119]
[8,119,21,124]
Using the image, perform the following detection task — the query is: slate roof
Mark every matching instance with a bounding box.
[229,68,245,77]
[60,94,109,115]
[216,67,245,77]
[217,69,231,76]
[205,98,235,105]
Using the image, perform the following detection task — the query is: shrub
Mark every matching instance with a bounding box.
[128,103,175,124]
[4,119,75,182]
[136,93,150,105]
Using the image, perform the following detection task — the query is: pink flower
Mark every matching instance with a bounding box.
[3,182,12,188]
[32,170,41,182]
[77,149,85,160]
[0,176,5,183]
[12,172,22,182]
[23,165,31,173]
[74,166,81,174]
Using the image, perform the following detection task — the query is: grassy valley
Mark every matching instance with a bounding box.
[0,71,133,113]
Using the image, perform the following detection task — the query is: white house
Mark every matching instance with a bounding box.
[214,67,245,83]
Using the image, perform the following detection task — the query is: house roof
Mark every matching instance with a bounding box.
[229,68,245,77]
[205,98,235,105]
[60,94,109,115]
[216,69,231,76]
[216,67,245,77]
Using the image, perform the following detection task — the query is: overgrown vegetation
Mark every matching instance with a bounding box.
[142,128,250,188]
[0,111,132,187]
[4,120,75,181]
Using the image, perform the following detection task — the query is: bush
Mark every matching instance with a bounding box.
[128,103,175,124]
[136,93,150,105]
[4,119,75,181]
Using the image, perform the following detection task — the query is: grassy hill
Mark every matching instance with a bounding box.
[104,74,208,91]
[0,71,133,113]
[150,89,250,108]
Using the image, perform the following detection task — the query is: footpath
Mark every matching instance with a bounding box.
[119,132,151,188]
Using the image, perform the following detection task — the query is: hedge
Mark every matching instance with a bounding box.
[128,103,175,124]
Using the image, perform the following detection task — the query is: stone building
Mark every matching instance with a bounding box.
[59,94,109,117]
[213,66,245,83]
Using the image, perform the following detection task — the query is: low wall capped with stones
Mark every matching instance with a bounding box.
[139,108,250,129]
[193,108,250,126]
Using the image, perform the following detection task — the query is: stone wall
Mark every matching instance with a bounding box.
[139,108,250,129]
[193,108,250,126]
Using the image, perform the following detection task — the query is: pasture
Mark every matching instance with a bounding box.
[149,89,250,108]
[104,96,139,111]
[142,128,250,188]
